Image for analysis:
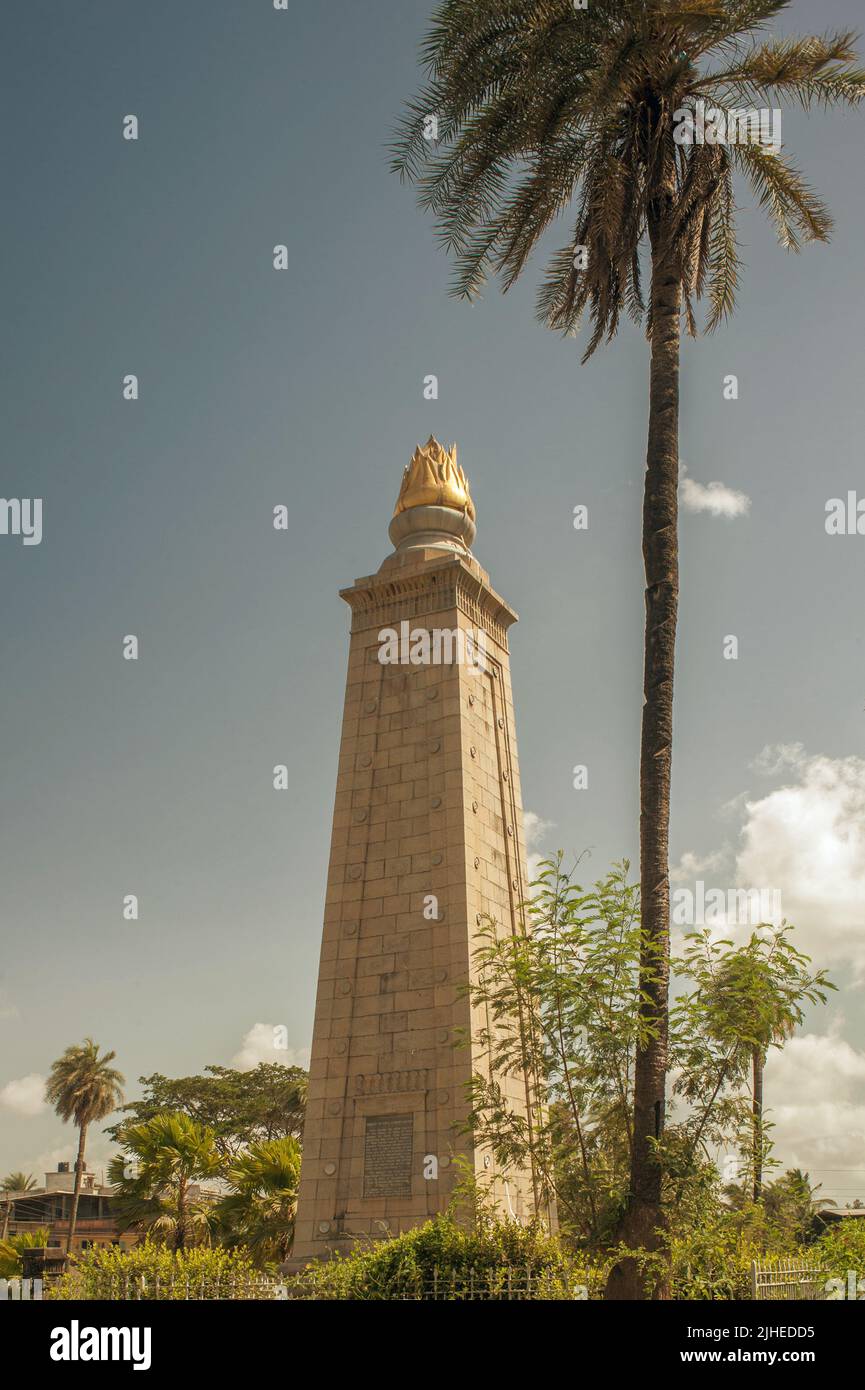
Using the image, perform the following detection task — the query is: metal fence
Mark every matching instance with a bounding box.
[750,1258,825,1301]
[49,1273,289,1301]
[0,1278,43,1301]
[288,1264,590,1301]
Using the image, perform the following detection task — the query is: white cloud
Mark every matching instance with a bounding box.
[735,751,865,971]
[751,742,806,776]
[11,1137,118,1188]
[231,1024,309,1072]
[763,1032,865,1201]
[769,1029,865,1107]
[678,749,865,969]
[670,848,728,884]
[523,811,555,881]
[0,1073,47,1118]
[679,465,751,518]
[678,754,865,1197]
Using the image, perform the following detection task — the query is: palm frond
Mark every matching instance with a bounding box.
[699,31,865,110]
[705,166,740,332]
[734,142,833,249]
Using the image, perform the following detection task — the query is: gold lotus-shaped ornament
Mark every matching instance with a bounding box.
[392,437,476,522]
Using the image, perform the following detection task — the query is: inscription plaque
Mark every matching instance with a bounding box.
[363,1114,413,1198]
[354,1069,427,1096]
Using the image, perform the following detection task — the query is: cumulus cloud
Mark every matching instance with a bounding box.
[735,751,865,971]
[231,1024,309,1072]
[751,743,807,776]
[0,1073,47,1118]
[523,811,555,880]
[679,465,751,518]
[675,748,865,970]
[763,1031,865,1202]
[670,848,728,884]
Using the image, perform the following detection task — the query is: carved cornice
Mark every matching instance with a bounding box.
[340,556,517,649]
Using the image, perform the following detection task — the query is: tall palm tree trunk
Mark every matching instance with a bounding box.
[607,208,680,1300]
[176,1178,187,1253]
[65,1124,88,1255]
[752,1047,764,1202]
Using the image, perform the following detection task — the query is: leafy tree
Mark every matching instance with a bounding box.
[215,1137,301,1266]
[463,857,645,1243]
[463,860,835,1282]
[108,1112,223,1252]
[676,926,833,1200]
[817,1218,865,1287]
[392,0,865,1295]
[106,1063,307,1160]
[45,1038,124,1253]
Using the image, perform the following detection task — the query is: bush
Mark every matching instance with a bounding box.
[48,1240,274,1300]
[0,1228,53,1279]
[290,1212,597,1300]
[671,1224,773,1300]
[816,1220,865,1283]
[667,1193,806,1300]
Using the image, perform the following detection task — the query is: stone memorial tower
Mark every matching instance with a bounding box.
[291,438,541,1266]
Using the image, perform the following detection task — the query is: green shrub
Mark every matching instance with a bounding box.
[671,1224,773,1300]
[48,1240,269,1300]
[291,1212,597,1300]
[0,1228,53,1279]
[816,1220,865,1282]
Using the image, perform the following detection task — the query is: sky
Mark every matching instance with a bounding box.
[1,0,864,1204]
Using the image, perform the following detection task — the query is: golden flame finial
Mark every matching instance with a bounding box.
[392,436,476,522]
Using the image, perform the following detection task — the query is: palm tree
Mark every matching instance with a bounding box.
[216,1137,301,1266]
[2,1172,37,1193]
[1,1172,38,1241]
[45,1038,125,1255]
[701,935,830,1202]
[108,1111,223,1252]
[764,1168,835,1239]
[392,0,865,1295]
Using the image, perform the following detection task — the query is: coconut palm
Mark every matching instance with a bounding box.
[763,1168,836,1239]
[216,1137,301,1266]
[108,1111,223,1252]
[45,1038,125,1254]
[392,0,865,1295]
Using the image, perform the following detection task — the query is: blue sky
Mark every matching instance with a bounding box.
[1,0,864,1203]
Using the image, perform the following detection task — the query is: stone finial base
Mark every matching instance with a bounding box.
[387,503,476,556]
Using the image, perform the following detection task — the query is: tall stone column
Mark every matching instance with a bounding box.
[291,439,539,1267]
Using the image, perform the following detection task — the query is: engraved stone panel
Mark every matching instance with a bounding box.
[363,1114,414,1198]
[354,1069,427,1096]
